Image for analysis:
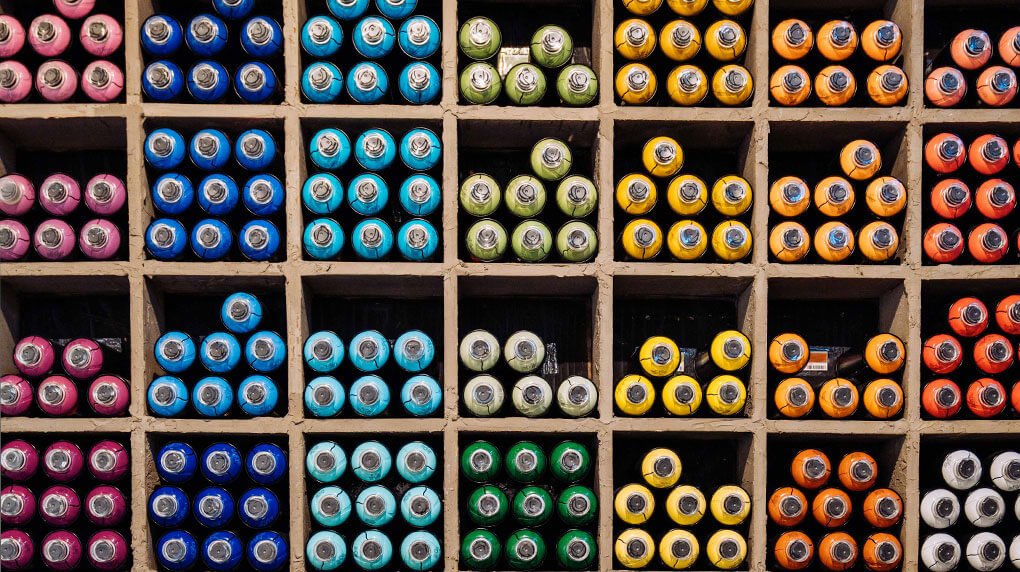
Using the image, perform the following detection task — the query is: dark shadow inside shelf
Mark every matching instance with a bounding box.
[457,430,599,571]
[458,275,595,417]
[923,2,1020,109]
[143,275,288,418]
[301,275,444,419]
[612,120,754,262]
[457,120,599,263]
[769,0,911,108]
[143,432,289,572]
[766,434,906,572]
[302,432,444,572]
[612,431,752,571]
[768,121,909,264]
[298,118,444,262]
[456,0,595,107]
[0,117,129,262]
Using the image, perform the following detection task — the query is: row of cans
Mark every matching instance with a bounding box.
[303,172,439,216]
[769,220,900,263]
[616,18,747,63]
[11,335,119,379]
[305,329,434,373]
[146,218,280,261]
[143,59,278,103]
[149,374,279,418]
[1,173,125,217]
[307,440,436,484]
[924,223,1018,264]
[2,374,128,417]
[463,529,596,570]
[303,217,439,261]
[460,173,598,218]
[1,217,120,261]
[154,530,287,572]
[149,485,283,529]
[145,128,277,172]
[154,442,285,485]
[620,0,752,17]
[302,59,439,104]
[926,27,1020,108]
[1,440,128,483]
[771,64,907,107]
[462,375,598,418]
[462,440,593,483]
[309,127,441,172]
[305,373,441,417]
[0,58,123,103]
[302,14,439,60]
[140,14,281,59]
[620,218,750,261]
[0,12,122,57]
[773,378,904,420]
[1,530,128,571]
[772,531,901,571]
[155,330,286,373]
[922,378,1020,420]
[2,483,127,527]
[616,62,752,106]
[465,218,597,262]
[772,19,902,63]
[307,484,440,528]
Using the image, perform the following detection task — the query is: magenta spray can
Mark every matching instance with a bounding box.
[39,485,81,526]
[0,375,33,416]
[54,0,97,20]
[89,440,128,482]
[88,375,129,416]
[0,61,32,103]
[85,485,127,526]
[79,219,121,259]
[37,375,78,416]
[41,530,83,571]
[80,13,121,56]
[36,59,78,102]
[0,174,35,216]
[14,336,56,377]
[82,60,123,102]
[39,173,80,216]
[0,530,35,570]
[0,15,26,57]
[43,441,84,482]
[62,338,104,379]
[0,486,36,526]
[0,220,31,261]
[87,530,127,571]
[28,14,72,56]
[84,174,125,215]
[34,219,77,260]
[0,441,39,482]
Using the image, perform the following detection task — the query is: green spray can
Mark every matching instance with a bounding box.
[505,63,547,106]
[465,219,508,262]
[505,529,546,570]
[505,441,547,482]
[513,486,554,526]
[551,441,592,482]
[460,174,501,217]
[557,65,599,106]
[460,62,502,104]
[556,175,598,217]
[557,485,598,525]
[461,529,501,570]
[531,138,572,181]
[557,221,598,262]
[459,17,501,60]
[530,26,573,68]
[511,220,553,262]
[461,440,501,482]
[505,175,546,218]
[557,530,597,570]
[467,485,509,525]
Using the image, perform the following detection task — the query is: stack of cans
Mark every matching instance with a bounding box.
[144,127,284,262]
[303,126,441,261]
[926,27,1019,108]
[3,335,129,417]
[0,437,131,571]
[140,0,282,103]
[0,0,125,103]
[301,0,440,104]
[305,438,442,570]
[0,172,126,261]
[148,292,285,418]
[149,440,289,571]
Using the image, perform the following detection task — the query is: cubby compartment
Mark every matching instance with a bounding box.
[613,120,756,263]
[458,430,600,571]
[0,117,128,262]
[456,0,597,107]
[923,0,1020,109]
[300,274,444,419]
[767,121,910,265]
[766,433,908,572]
[613,275,755,418]
[457,119,601,264]
[921,122,1019,266]
[141,116,287,263]
[142,275,288,418]
[767,277,909,421]
[0,275,131,418]
[301,432,445,572]
[612,0,759,107]
[611,431,754,571]
[142,431,291,572]
[768,0,914,107]
[458,275,596,418]
[298,117,444,263]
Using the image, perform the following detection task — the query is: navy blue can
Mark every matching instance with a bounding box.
[347,62,388,104]
[153,173,194,215]
[239,487,280,528]
[302,61,344,103]
[203,531,244,571]
[149,486,189,527]
[243,174,284,216]
[399,16,440,59]
[247,443,287,485]
[157,530,198,571]
[157,442,198,483]
[187,61,230,102]
[143,61,184,101]
[193,487,234,528]
[142,15,183,56]
[235,62,278,103]
[145,128,186,170]
[146,219,188,260]
[239,220,280,261]
[198,174,239,215]
[186,14,228,56]
[242,17,283,58]
[399,62,440,104]
[302,15,343,57]
[191,219,233,260]
[191,129,232,170]
[201,442,243,484]
[248,532,289,572]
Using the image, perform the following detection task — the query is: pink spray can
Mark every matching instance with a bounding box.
[62,337,104,379]
[0,485,36,526]
[43,441,85,482]
[88,375,129,416]
[36,59,78,102]
[37,375,79,416]
[87,530,128,571]
[0,374,33,416]
[82,60,123,102]
[39,173,80,216]
[84,174,126,215]
[0,440,39,482]
[79,218,121,259]
[34,218,77,260]
[0,530,35,570]
[29,14,72,56]
[84,485,127,526]
[0,220,31,261]
[89,440,129,482]
[0,61,32,103]
[0,174,35,216]
[14,335,56,377]
[54,0,97,20]
[0,15,26,57]
[41,530,83,571]
[39,485,81,526]
[80,13,121,56]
